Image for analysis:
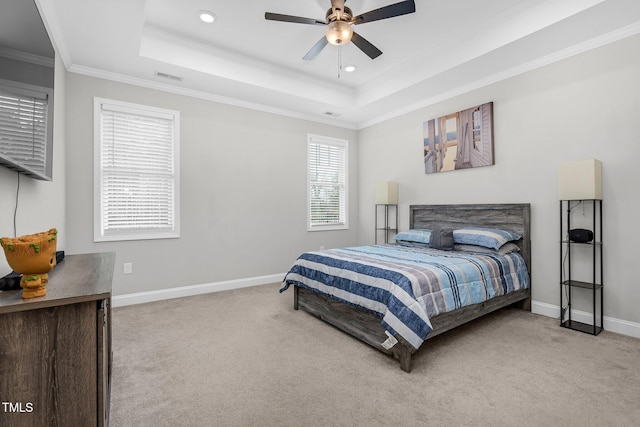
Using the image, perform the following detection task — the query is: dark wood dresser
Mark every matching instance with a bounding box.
[0,252,115,427]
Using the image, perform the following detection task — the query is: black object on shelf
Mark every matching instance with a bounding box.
[569,228,594,243]
[0,271,22,291]
[56,250,65,264]
[559,199,603,335]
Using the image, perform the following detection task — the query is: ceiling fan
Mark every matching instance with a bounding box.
[265,0,416,61]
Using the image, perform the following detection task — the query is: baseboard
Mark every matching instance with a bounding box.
[113,286,640,339]
[532,300,640,339]
[112,273,285,308]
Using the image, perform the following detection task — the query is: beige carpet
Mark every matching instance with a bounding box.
[110,283,640,426]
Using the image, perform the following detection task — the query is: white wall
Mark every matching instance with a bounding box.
[63,73,359,296]
[0,53,66,276]
[357,34,640,325]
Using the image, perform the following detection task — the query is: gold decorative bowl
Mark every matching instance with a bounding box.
[1,228,57,299]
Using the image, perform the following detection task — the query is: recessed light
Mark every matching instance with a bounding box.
[198,10,216,24]
[344,65,356,72]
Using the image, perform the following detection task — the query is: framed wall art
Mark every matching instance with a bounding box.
[423,102,494,174]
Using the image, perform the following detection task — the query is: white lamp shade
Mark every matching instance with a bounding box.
[375,182,398,204]
[559,159,602,200]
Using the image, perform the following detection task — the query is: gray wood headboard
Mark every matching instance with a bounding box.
[409,203,531,273]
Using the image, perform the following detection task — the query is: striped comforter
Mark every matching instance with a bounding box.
[282,244,530,350]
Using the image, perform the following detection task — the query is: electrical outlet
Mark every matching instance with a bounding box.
[123,263,133,274]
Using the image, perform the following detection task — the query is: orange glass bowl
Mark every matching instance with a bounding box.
[1,228,57,299]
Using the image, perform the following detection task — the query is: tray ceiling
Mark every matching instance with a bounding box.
[33,0,640,128]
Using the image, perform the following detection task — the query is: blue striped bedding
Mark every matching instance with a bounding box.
[281,244,530,350]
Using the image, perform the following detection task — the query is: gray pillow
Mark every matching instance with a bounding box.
[429,227,454,251]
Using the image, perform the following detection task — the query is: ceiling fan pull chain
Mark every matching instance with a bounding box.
[338,45,342,79]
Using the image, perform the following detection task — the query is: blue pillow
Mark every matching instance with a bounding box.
[453,227,521,250]
[393,229,431,244]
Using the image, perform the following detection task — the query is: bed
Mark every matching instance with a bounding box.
[281,204,531,372]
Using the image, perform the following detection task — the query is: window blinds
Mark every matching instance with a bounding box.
[0,85,51,180]
[308,135,347,230]
[96,100,179,240]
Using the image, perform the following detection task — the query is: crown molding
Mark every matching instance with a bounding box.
[67,64,358,130]
[0,46,54,68]
[358,21,640,129]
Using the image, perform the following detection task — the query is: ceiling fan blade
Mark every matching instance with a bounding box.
[303,37,329,61]
[352,0,415,25]
[264,12,325,25]
[351,31,382,59]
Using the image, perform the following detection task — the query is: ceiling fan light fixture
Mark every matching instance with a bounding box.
[198,10,216,24]
[326,21,353,46]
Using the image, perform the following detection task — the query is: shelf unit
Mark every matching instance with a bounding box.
[559,199,603,335]
[375,204,398,244]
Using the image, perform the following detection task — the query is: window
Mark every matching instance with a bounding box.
[0,79,53,180]
[94,98,180,242]
[307,134,348,231]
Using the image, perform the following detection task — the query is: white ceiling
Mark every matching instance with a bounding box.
[33,0,640,128]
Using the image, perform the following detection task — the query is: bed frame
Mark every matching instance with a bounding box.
[292,203,532,373]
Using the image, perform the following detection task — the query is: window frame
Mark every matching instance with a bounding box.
[93,97,180,242]
[307,134,349,232]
